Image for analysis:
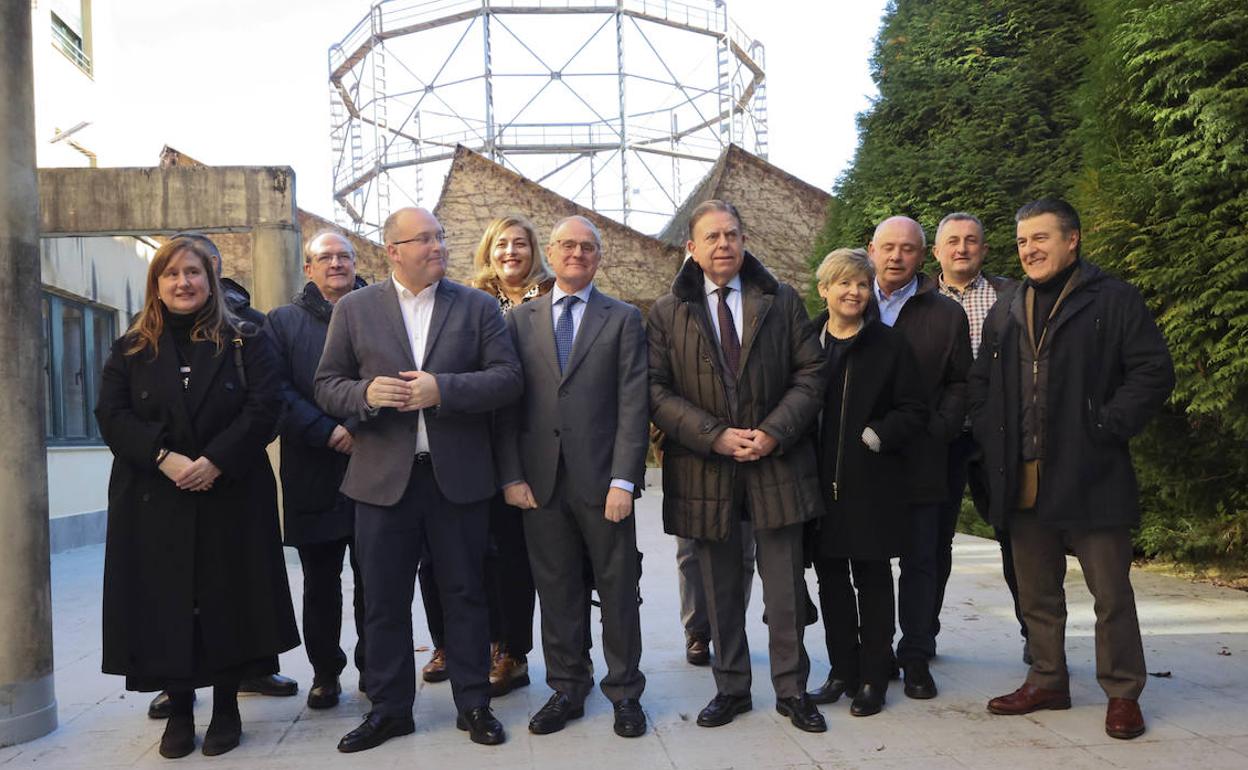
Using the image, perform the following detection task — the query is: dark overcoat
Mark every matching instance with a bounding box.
[648,253,825,541]
[96,326,299,685]
[808,310,929,560]
[969,261,1175,530]
[891,273,973,503]
[265,280,361,546]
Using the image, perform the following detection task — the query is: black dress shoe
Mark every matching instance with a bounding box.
[159,713,195,759]
[456,706,507,745]
[202,712,242,756]
[902,660,938,700]
[337,712,416,753]
[696,693,752,728]
[307,677,342,709]
[613,698,646,737]
[850,683,886,717]
[239,673,298,697]
[775,694,827,733]
[807,674,857,705]
[529,692,585,735]
[149,690,196,720]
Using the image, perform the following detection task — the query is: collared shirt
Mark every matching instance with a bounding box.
[550,282,594,339]
[544,282,633,495]
[874,275,918,328]
[392,274,438,454]
[937,272,998,359]
[704,274,744,345]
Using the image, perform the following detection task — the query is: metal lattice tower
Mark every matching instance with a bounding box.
[328,0,768,238]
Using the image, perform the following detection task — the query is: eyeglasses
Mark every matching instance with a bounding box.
[312,252,355,265]
[391,232,446,247]
[554,239,599,255]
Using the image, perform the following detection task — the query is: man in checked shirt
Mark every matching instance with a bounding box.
[930,212,1028,664]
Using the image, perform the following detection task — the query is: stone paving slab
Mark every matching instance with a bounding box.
[5,488,1248,769]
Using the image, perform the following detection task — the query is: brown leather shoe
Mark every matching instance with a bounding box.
[686,636,710,666]
[987,682,1071,715]
[1105,697,1145,739]
[422,648,449,683]
[489,649,530,697]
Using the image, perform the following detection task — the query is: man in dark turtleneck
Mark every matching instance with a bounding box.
[970,198,1174,741]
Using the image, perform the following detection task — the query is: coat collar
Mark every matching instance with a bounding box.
[670,251,779,302]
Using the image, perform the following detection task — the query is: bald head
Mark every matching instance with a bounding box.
[383,207,446,292]
[868,216,926,294]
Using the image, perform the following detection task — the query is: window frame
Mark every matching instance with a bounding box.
[43,290,116,446]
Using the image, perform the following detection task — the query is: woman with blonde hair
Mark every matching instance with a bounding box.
[96,235,298,758]
[805,247,927,717]
[418,215,551,696]
[469,214,555,310]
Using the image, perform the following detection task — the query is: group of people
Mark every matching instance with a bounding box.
[97,194,1174,759]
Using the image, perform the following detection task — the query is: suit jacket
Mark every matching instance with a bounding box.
[497,286,649,508]
[314,277,523,507]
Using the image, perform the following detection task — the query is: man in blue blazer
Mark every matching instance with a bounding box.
[497,215,649,738]
[315,207,522,751]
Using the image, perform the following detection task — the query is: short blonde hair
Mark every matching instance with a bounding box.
[816,247,874,288]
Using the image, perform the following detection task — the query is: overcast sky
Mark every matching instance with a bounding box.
[85,0,885,225]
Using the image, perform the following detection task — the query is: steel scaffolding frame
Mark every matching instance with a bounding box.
[328,0,768,237]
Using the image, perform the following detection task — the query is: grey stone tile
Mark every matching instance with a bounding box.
[1086,736,1248,768]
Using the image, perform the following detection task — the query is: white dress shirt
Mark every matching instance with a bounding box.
[704,274,744,344]
[547,281,634,495]
[393,274,437,454]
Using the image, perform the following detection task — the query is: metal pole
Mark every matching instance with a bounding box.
[483,3,496,160]
[616,3,630,226]
[0,0,59,746]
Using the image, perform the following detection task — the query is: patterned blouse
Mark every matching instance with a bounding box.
[490,277,554,314]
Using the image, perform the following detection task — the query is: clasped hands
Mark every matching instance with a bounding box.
[158,452,221,492]
[504,482,634,522]
[712,427,778,462]
[365,370,441,411]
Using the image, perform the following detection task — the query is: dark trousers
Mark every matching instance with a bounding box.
[419,493,537,656]
[676,527,755,641]
[813,557,894,688]
[296,536,366,682]
[697,520,810,698]
[1009,511,1146,699]
[355,461,490,717]
[896,503,940,663]
[935,432,1028,645]
[524,467,645,705]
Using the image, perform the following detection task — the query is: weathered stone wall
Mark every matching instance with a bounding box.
[662,145,832,295]
[434,146,683,307]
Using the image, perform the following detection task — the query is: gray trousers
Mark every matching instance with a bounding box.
[695,520,810,699]
[1009,511,1146,700]
[524,468,646,706]
[676,525,756,641]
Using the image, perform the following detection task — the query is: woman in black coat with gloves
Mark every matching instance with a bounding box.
[96,236,299,759]
[805,248,928,717]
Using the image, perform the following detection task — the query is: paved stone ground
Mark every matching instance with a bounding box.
[4,487,1248,769]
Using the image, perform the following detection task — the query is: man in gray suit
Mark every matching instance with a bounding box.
[497,215,649,738]
[314,207,522,752]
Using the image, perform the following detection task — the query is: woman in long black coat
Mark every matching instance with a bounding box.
[805,248,928,717]
[96,236,299,759]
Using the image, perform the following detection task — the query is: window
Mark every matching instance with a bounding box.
[43,292,115,444]
[50,1,92,77]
